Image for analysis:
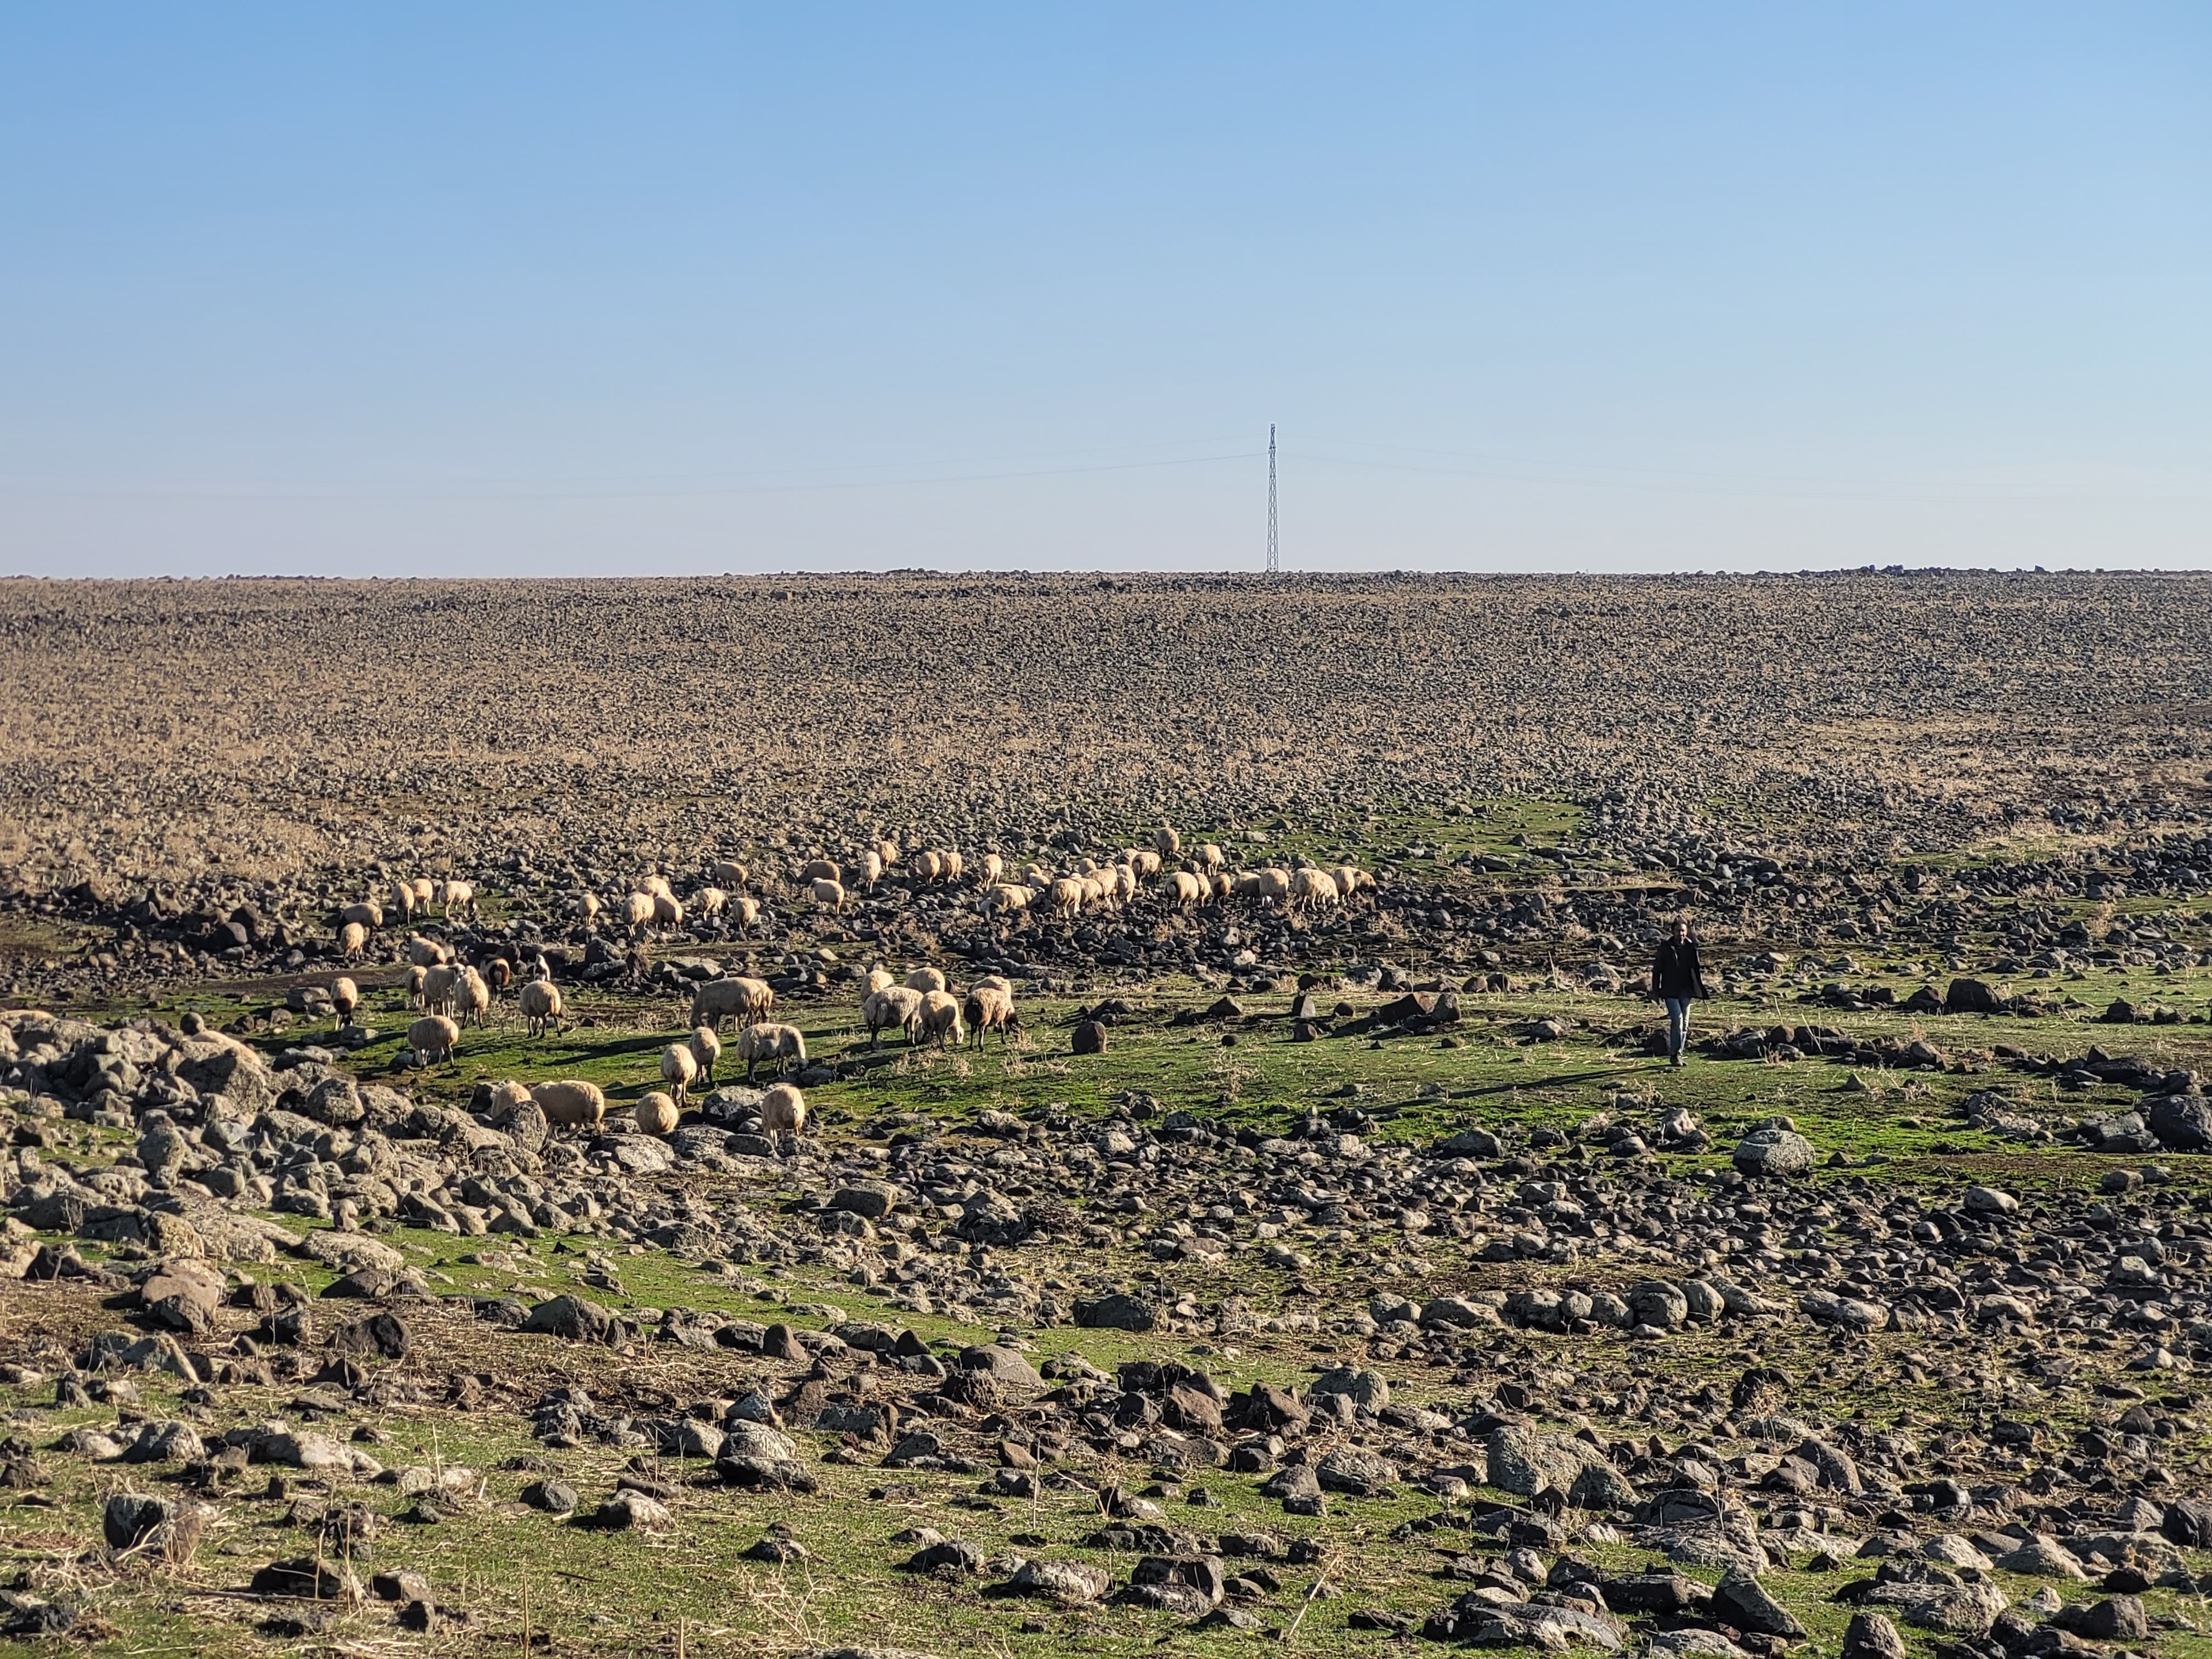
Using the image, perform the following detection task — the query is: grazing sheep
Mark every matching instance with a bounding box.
[690,974,774,1031]
[406,963,428,1008]
[863,967,895,996]
[862,985,923,1047]
[940,849,964,883]
[636,1091,680,1136]
[341,901,382,931]
[974,853,1003,887]
[1132,849,1161,878]
[696,886,728,921]
[799,857,840,884]
[735,1022,807,1081]
[642,873,674,900]
[1050,877,1085,918]
[486,957,512,996]
[1155,827,1181,858]
[709,859,748,888]
[338,921,367,959]
[518,977,563,1036]
[917,989,965,1048]
[911,850,943,884]
[760,1083,806,1136]
[904,965,947,994]
[484,1079,534,1122]
[970,973,1013,999]
[389,881,419,921]
[1237,867,1293,905]
[1165,870,1203,907]
[810,877,846,912]
[572,890,602,926]
[851,851,884,890]
[963,984,1018,1047]
[874,838,899,868]
[1290,867,1340,913]
[1195,843,1225,872]
[410,877,435,911]
[652,891,685,932]
[330,976,359,1025]
[1336,866,1375,895]
[1210,871,1233,900]
[1020,862,1051,889]
[530,1079,606,1129]
[730,895,761,935]
[439,879,477,919]
[422,964,460,1018]
[405,935,449,968]
[687,1024,721,1085]
[659,1042,699,1104]
[407,1015,460,1068]
[453,966,492,1028]
[623,891,656,935]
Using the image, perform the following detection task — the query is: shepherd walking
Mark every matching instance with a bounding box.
[1652,918,1707,1068]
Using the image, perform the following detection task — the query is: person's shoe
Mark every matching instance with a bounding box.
[1669,1057,1683,1069]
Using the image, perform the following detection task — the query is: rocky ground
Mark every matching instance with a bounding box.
[6,572,2212,1658]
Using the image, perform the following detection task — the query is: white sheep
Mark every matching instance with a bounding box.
[730,895,761,935]
[574,891,602,926]
[1165,870,1203,908]
[439,879,477,919]
[484,1079,534,1122]
[421,963,460,1018]
[453,965,492,1028]
[623,891,656,935]
[760,1082,806,1136]
[863,967,895,996]
[338,921,367,960]
[1050,877,1085,918]
[911,850,943,884]
[330,976,358,1026]
[862,984,923,1047]
[1155,827,1181,858]
[709,859,748,888]
[410,877,435,911]
[974,853,1003,887]
[341,901,382,931]
[405,935,449,968]
[406,963,428,1008]
[917,988,965,1047]
[642,873,674,900]
[687,1024,721,1085]
[799,857,840,884]
[659,1041,699,1104]
[652,891,686,932]
[811,877,847,912]
[530,1079,606,1129]
[691,975,774,1030]
[735,1022,807,1081]
[389,881,419,922]
[1291,867,1340,913]
[636,1091,679,1136]
[408,1015,460,1068]
[1195,843,1225,873]
[696,886,728,921]
[518,978,564,1036]
[904,965,947,994]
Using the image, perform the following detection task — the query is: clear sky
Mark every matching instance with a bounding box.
[2,4,2205,577]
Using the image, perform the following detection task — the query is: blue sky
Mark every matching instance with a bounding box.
[1,4,2205,575]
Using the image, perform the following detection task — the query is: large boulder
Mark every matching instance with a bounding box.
[1074,1293,1157,1332]
[521,1294,622,1345]
[1733,1127,1815,1177]
[2147,1094,2212,1150]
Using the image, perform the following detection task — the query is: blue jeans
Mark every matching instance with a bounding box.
[1664,997,1694,1061]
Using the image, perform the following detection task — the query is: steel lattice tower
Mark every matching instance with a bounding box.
[1265,424,1278,574]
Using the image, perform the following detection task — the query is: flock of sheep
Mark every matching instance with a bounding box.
[317,828,1372,1156]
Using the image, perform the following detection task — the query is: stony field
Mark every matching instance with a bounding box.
[7,572,2212,1659]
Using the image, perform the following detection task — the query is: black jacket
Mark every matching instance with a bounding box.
[1652,938,1706,999]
